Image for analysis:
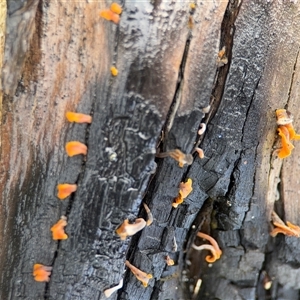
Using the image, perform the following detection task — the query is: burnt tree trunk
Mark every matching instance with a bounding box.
[1,1,300,299]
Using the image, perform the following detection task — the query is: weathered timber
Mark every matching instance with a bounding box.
[2,0,300,300]
[186,1,300,299]
[1,1,200,299]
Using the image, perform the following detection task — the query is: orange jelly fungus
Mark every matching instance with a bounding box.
[65,141,87,157]
[33,264,52,282]
[66,112,92,124]
[99,9,120,24]
[125,260,153,287]
[116,218,146,240]
[269,211,300,237]
[275,109,300,158]
[51,216,68,240]
[110,3,122,14]
[193,232,222,263]
[110,66,118,76]
[57,183,77,200]
[270,220,300,237]
[277,126,294,159]
[284,123,300,141]
[173,178,193,208]
[165,255,175,266]
[195,147,205,159]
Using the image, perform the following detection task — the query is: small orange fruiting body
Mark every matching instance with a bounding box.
[270,211,296,237]
[192,232,222,263]
[165,255,175,266]
[116,218,146,240]
[51,216,68,240]
[275,109,300,158]
[195,147,205,159]
[277,126,294,159]
[284,123,300,140]
[33,264,52,282]
[99,9,120,24]
[110,3,122,14]
[66,112,92,124]
[65,141,87,157]
[276,109,293,126]
[143,203,153,226]
[125,260,153,287]
[110,66,118,76]
[57,183,77,200]
[173,178,193,208]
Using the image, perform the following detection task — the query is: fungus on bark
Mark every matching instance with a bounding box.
[125,260,153,287]
[33,264,52,282]
[110,66,118,76]
[65,141,87,157]
[173,178,193,208]
[57,183,77,200]
[116,219,147,240]
[110,3,122,15]
[192,232,222,263]
[51,216,68,240]
[270,211,300,237]
[66,112,92,123]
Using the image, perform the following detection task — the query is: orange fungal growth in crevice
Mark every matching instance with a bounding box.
[116,218,146,240]
[277,126,294,159]
[65,141,87,157]
[143,203,153,226]
[275,109,300,159]
[284,123,300,141]
[270,221,300,237]
[192,232,222,263]
[57,183,77,200]
[125,260,153,287]
[165,255,175,266]
[195,147,205,159]
[276,109,293,126]
[156,149,193,168]
[270,211,300,237]
[110,3,122,14]
[99,9,120,24]
[66,112,92,124]
[173,178,193,208]
[33,264,52,282]
[110,66,118,76]
[51,216,68,240]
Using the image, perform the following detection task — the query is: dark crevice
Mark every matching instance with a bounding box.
[162,32,192,143]
[286,46,300,108]
[206,0,243,124]
[193,0,242,156]
[240,76,262,226]
[182,0,243,297]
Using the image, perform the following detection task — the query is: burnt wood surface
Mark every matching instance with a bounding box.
[1,1,300,300]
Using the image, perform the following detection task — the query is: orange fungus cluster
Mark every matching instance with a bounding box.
[276,109,300,159]
[33,264,52,282]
